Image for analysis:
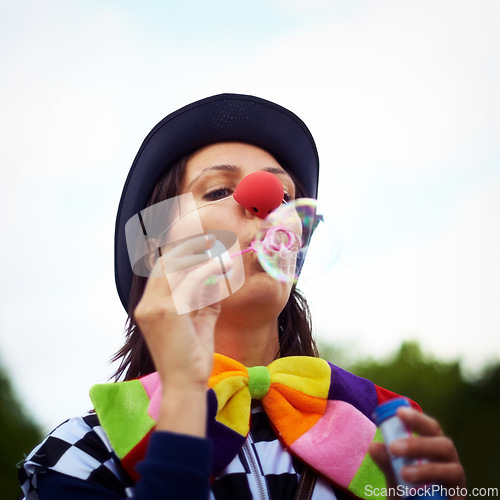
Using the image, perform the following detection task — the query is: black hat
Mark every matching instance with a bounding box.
[115,93,320,312]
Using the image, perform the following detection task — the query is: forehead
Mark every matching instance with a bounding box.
[185,142,283,174]
[180,142,297,196]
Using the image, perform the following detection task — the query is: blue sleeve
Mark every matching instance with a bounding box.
[36,431,212,499]
[37,472,125,499]
[134,432,212,499]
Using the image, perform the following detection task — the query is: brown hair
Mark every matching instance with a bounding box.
[112,154,318,381]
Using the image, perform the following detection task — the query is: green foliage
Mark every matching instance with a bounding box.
[0,364,43,499]
[3,342,500,494]
[320,341,500,489]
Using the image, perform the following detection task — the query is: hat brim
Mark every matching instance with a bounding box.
[115,93,319,312]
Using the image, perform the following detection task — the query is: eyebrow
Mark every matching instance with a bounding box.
[185,164,291,190]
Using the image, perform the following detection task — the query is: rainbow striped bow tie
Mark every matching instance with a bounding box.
[90,353,418,499]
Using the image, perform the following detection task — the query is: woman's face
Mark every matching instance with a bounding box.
[178,142,297,315]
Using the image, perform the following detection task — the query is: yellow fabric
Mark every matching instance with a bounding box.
[211,373,250,436]
[268,356,331,398]
[209,353,331,442]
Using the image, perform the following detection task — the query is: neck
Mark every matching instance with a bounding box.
[214,315,280,367]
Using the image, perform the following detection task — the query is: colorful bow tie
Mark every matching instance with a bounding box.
[90,354,419,500]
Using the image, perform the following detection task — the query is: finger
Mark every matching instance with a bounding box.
[193,301,221,345]
[390,435,459,462]
[167,257,234,314]
[158,253,211,275]
[148,247,233,294]
[166,234,216,259]
[401,461,466,488]
[172,256,233,293]
[397,407,444,437]
[149,247,215,280]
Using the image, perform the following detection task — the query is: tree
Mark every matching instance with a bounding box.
[320,341,500,489]
[0,362,43,498]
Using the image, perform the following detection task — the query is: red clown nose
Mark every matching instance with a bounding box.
[233,171,285,218]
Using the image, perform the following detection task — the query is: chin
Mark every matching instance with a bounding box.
[222,273,292,314]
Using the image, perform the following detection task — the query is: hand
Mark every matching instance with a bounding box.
[369,408,466,499]
[134,234,233,436]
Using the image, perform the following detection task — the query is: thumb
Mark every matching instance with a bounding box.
[193,301,221,336]
[369,442,397,488]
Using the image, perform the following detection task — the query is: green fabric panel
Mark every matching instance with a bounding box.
[89,380,155,459]
[247,366,271,400]
[347,427,386,499]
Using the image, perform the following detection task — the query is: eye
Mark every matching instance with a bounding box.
[203,187,233,201]
[283,190,292,203]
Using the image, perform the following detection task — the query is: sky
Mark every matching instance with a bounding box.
[1,0,499,432]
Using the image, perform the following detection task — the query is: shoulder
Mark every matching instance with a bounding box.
[23,413,110,471]
[327,361,421,419]
[19,413,132,498]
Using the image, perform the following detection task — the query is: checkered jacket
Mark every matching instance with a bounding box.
[19,407,344,499]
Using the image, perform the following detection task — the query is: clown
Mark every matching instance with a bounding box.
[19,94,465,500]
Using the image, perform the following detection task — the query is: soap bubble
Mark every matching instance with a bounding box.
[125,193,340,289]
[252,198,341,283]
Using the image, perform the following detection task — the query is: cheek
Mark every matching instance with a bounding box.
[198,208,239,233]
[158,194,207,244]
[166,218,205,243]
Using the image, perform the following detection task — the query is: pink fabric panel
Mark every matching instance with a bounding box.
[139,372,162,420]
[290,400,376,487]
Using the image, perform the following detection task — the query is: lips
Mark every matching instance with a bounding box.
[238,238,264,272]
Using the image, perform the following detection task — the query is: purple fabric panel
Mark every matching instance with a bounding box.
[327,363,378,421]
[206,389,245,476]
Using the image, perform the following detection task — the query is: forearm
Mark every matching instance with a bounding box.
[36,431,212,499]
[135,431,211,498]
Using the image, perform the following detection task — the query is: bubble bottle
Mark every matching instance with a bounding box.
[373,398,447,499]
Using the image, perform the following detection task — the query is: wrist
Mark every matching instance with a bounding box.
[156,386,207,437]
[162,376,209,394]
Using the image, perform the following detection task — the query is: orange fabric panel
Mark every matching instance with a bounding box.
[264,383,327,445]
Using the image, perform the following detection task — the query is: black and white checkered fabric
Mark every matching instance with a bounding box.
[210,406,339,500]
[18,413,134,499]
[19,407,342,499]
